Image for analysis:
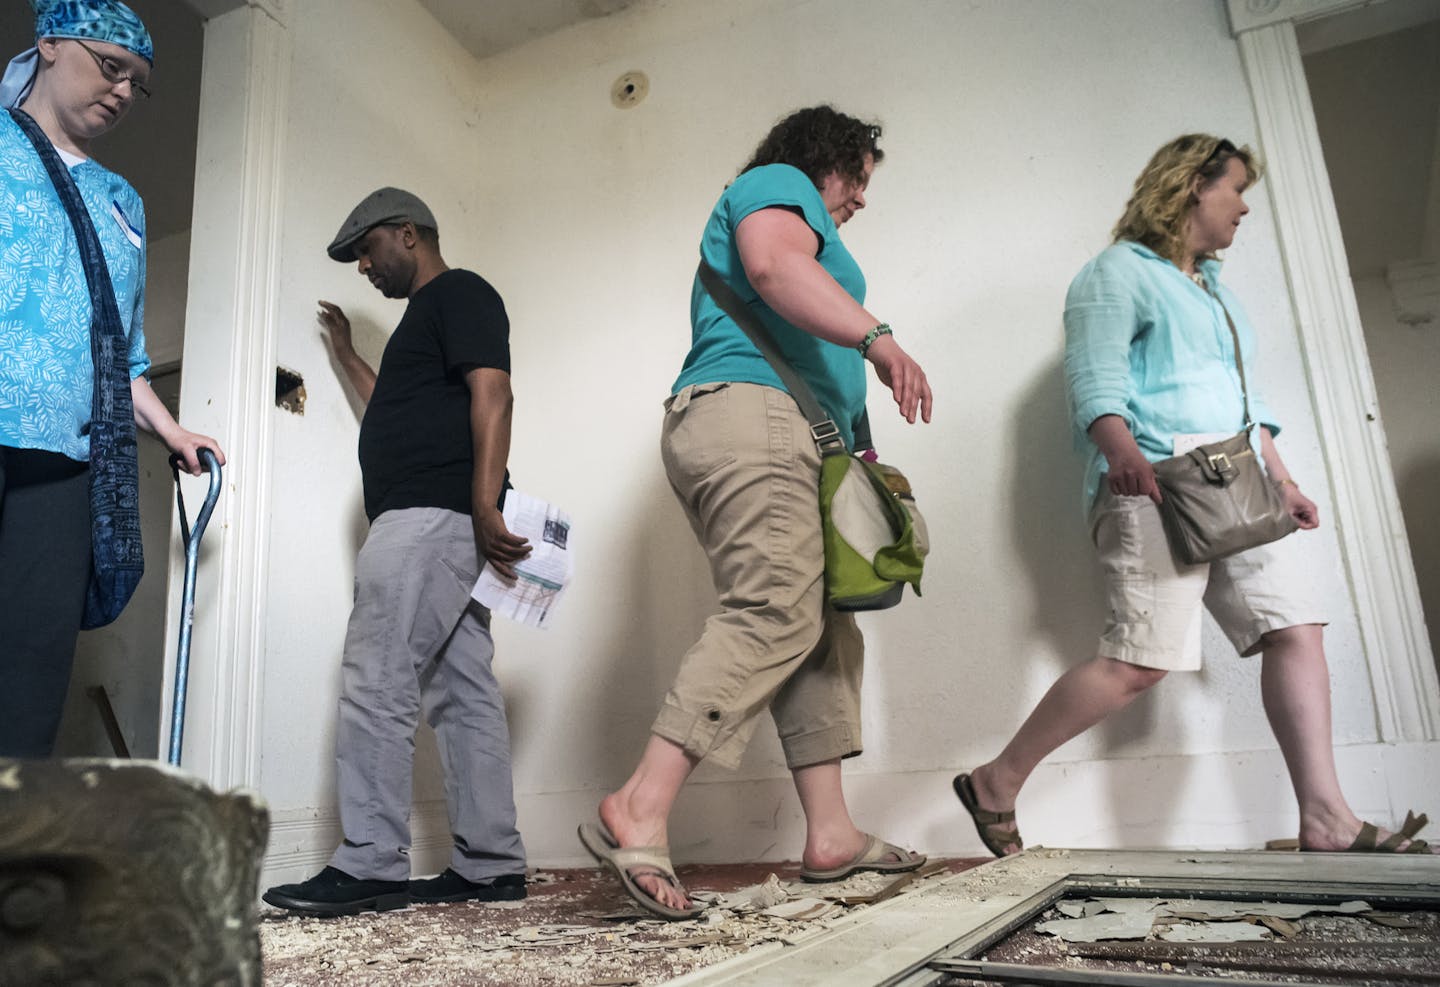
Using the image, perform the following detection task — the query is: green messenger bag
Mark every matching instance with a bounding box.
[820,454,928,610]
[698,261,928,611]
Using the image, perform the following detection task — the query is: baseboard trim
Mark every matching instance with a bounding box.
[259,739,1440,889]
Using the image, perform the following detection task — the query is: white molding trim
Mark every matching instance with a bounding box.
[160,5,290,790]
[262,801,455,888]
[1226,0,1377,34]
[258,741,1440,889]
[1234,21,1440,741]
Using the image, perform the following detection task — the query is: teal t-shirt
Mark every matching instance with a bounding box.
[673,163,867,448]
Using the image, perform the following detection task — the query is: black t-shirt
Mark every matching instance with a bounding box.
[358,269,511,522]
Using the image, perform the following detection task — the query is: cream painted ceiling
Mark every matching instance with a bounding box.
[418,0,639,60]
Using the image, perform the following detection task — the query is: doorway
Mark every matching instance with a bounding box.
[1300,5,1440,674]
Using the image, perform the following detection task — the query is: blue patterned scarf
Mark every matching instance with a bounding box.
[1,0,153,109]
[9,106,144,628]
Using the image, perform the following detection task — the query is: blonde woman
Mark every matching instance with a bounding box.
[954,134,1432,856]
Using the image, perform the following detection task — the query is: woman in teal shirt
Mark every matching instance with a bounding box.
[581,106,934,918]
[955,134,1432,857]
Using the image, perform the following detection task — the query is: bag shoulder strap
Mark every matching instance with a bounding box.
[8,109,122,325]
[696,259,855,455]
[1201,278,1253,430]
[8,107,128,428]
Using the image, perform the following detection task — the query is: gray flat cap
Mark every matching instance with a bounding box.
[326,187,438,262]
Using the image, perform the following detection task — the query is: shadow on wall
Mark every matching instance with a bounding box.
[1398,452,1440,675]
[506,451,718,799]
[1006,352,1103,661]
[1006,351,1187,844]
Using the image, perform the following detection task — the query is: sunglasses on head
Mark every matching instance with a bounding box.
[1200,138,1237,172]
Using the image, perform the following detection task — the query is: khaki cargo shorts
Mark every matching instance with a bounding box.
[1090,488,1327,671]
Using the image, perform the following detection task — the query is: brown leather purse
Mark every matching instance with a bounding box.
[1149,284,1297,564]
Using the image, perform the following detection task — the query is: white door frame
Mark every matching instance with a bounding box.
[159,0,290,791]
[1228,0,1440,742]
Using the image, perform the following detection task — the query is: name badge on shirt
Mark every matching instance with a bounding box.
[111,200,142,249]
[1173,432,1232,455]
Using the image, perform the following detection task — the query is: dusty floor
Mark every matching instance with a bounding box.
[260,858,982,986]
[953,900,1440,986]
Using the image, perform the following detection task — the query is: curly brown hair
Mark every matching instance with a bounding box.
[1112,134,1261,266]
[740,105,884,188]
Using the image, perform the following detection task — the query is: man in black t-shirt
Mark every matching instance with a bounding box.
[264,188,532,916]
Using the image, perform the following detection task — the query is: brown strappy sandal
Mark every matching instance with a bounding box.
[1332,810,1433,854]
[953,772,1023,857]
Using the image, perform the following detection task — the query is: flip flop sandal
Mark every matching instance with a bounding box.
[577,823,704,921]
[799,833,926,882]
[953,772,1023,858]
[1334,810,1432,854]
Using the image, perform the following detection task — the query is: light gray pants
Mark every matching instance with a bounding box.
[329,507,526,882]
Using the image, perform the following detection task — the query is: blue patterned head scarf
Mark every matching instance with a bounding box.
[2,0,154,109]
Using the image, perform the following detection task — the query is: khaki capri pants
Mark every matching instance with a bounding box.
[652,382,864,770]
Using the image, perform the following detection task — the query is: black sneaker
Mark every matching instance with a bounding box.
[262,866,410,917]
[409,869,527,904]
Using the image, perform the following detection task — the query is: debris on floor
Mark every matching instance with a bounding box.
[1035,896,1375,943]
[260,860,968,986]
[979,898,1440,987]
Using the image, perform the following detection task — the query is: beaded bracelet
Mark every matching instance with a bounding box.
[857,323,892,356]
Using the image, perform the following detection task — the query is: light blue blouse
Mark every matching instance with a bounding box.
[1065,241,1281,511]
[0,111,150,462]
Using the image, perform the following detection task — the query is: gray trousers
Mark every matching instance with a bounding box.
[329,507,526,882]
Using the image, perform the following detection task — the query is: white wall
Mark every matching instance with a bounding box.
[239,0,1432,881]
[257,0,492,855]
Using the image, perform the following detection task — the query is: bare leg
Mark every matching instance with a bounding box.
[598,735,699,910]
[969,656,1167,851]
[1262,624,1432,852]
[792,758,864,871]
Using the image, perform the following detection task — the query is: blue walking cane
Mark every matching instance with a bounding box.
[166,447,222,767]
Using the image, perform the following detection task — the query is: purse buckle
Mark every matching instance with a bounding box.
[1206,451,1236,481]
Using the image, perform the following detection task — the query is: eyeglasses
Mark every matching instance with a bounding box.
[72,39,151,99]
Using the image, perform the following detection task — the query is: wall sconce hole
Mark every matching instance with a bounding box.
[611,70,649,108]
[276,366,306,415]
